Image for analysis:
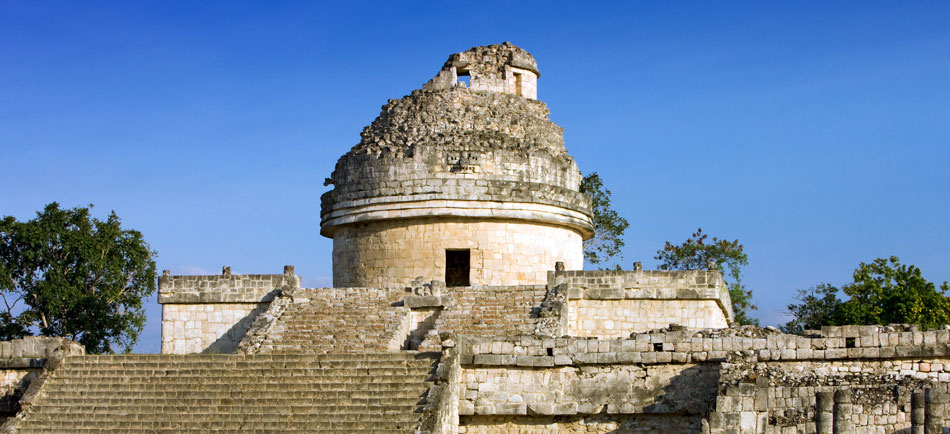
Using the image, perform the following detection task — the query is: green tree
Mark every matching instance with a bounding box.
[781,257,950,333]
[779,283,843,334]
[0,203,157,353]
[580,172,629,266]
[838,256,950,330]
[655,228,758,325]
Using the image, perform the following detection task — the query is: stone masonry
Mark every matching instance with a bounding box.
[3,43,947,433]
[321,43,593,289]
[158,265,300,354]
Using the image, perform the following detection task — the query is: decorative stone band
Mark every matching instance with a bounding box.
[321,198,594,239]
[454,325,950,367]
[549,269,735,323]
[323,179,590,211]
[158,267,301,304]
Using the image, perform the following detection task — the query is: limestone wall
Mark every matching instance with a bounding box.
[158,267,300,354]
[331,218,583,288]
[569,299,728,337]
[550,269,733,336]
[446,325,950,433]
[459,363,719,417]
[458,414,701,433]
[161,303,269,354]
[0,337,84,422]
[709,359,950,434]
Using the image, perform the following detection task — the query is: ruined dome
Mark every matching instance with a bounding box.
[321,43,593,289]
[321,43,593,238]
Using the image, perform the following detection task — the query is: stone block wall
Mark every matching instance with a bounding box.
[569,299,728,337]
[331,219,583,288]
[458,414,701,433]
[447,325,950,433]
[158,266,300,354]
[549,269,733,336]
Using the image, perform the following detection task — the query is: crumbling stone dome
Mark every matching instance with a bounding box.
[321,43,594,289]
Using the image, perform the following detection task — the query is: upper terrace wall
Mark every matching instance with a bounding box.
[158,266,300,354]
[549,267,733,336]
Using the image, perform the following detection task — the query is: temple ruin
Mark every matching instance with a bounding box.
[0,42,947,433]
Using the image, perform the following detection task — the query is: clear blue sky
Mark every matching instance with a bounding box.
[2,2,949,353]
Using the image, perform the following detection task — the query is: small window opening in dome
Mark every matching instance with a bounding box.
[514,72,523,96]
[445,249,470,287]
[456,70,470,88]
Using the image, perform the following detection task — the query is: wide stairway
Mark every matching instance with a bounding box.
[12,352,438,433]
[254,288,408,354]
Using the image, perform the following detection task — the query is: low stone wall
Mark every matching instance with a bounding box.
[158,266,300,354]
[450,325,950,433]
[459,363,719,417]
[550,269,733,337]
[458,414,701,433]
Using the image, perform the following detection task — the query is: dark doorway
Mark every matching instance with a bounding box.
[445,249,470,287]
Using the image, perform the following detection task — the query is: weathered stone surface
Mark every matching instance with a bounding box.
[320,43,593,289]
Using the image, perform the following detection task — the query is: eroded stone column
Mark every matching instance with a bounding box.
[816,391,834,434]
[925,388,946,434]
[913,390,926,434]
[832,389,851,434]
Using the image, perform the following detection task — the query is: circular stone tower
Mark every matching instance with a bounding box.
[321,43,594,288]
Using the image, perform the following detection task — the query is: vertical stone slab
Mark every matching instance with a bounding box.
[832,389,851,434]
[925,388,946,434]
[913,390,926,434]
[816,391,834,434]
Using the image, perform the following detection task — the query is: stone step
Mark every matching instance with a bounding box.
[23,405,422,416]
[55,367,431,376]
[14,351,438,433]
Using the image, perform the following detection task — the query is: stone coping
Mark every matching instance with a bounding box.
[158,270,301,304]
[455,325,950,367]
[548,269,734,321]
[0,337,84,360]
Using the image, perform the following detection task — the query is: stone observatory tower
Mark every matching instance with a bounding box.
[321,43,594,288]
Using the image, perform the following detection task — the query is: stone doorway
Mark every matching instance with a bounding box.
[445,249,470,286]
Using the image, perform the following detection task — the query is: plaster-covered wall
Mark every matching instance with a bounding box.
[332,218,583,288]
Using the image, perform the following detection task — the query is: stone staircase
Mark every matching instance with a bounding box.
[417,286,547,350]
[254,288,408,354]
[11,352,438,433]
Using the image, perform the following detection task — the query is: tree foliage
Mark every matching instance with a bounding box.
[0,203,157,353]
[655,228,758,325]
[580,172,629,266]
[779,283,843,335]
[782,256,950,333]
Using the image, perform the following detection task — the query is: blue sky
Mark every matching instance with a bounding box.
[2,2,949,353]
